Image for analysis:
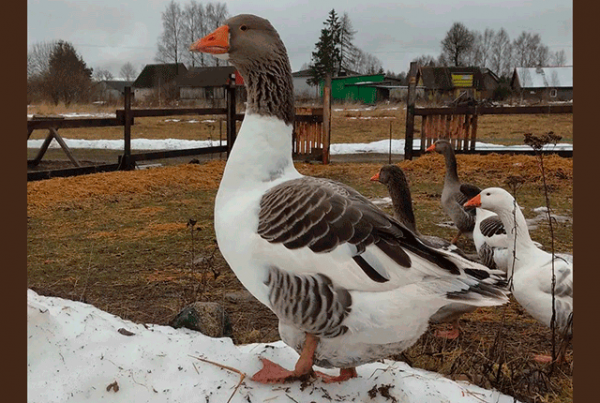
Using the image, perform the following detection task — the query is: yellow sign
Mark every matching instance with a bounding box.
[451,73,473,88]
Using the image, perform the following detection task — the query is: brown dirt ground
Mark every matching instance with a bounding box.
[27,155,573,403]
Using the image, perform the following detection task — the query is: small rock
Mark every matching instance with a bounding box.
[170,302,233,338]
[224,290,256,303]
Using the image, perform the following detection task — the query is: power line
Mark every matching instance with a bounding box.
[72,43,156,50]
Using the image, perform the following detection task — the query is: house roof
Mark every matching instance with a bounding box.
[177,66,242,87]
[133,63,188,88]
[419,66,497,90]
[292,69,313,78]
[97,80,134,92]
[511,66,573,89]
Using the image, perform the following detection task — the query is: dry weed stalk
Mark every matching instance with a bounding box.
[523,132,562,375]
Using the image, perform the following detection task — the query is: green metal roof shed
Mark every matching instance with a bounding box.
[320,74,395,104]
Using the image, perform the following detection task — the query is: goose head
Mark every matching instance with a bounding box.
[464,187,516,214]
[425,139,452,154]
[370,165,407,186]
[190,14,295,125]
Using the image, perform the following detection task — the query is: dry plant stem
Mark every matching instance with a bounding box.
[190,355,246,403]
[536,152,559,374]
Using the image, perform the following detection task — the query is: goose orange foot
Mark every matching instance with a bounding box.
[533,354,554,363]
[434,321,461,339]
[251,358,315,384]
[315,367,358,383]
[252,333,320,384]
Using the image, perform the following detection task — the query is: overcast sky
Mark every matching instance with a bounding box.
[27,0,572,77]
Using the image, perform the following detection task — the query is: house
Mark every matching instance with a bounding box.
[320,73,404,104]
[292,69,319,99]
[133,63,188,101]
[510,66,573,102]
[418,66,499,102]
[94,80,134,102]
[176,66,244,100]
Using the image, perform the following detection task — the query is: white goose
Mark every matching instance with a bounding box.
[459,184,511,273]
[190,14,509,384]
[464,188,573,362]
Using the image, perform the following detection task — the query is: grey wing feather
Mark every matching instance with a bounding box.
[479,216,507,237]
[258,177,465,276]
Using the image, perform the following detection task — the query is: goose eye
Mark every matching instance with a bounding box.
[240,25,248,31]
[486,192,491,196]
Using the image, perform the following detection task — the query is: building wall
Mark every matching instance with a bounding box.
[519,88,573,103]
[320,74,385,104]
[179,87,226,100]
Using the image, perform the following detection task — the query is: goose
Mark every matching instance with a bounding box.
[460,184,551,274]
[464,188,573,362]
[190,14,509,384]
[459,184,511,273]
[425,140,479,244]
[371,165,506,339]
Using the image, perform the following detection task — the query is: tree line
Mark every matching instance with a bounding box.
[27,39,140,104]
[414,22,568,79]
[156,0,229,68]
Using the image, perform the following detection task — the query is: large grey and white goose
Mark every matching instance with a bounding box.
[190,14,509,384]
[465,188,573,363]
[371,165,506,339]
[425,140,484,245]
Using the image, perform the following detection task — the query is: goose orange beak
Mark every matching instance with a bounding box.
[370,173,380,182]
[425,144,436,152]
[190,25,229,54]
[464,194,481,208]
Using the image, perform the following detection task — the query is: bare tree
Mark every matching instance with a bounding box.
[182,0,206,67]
[441,22,475,66]
[27,40,58,78]
[469,28,495,68]
[550,50,568,66]
[490,28,512,78]
[339,12,359,71]
[512,32,548,67]
[156,0,185,64]
[204,2,229,66]
[413,54,438,67]
[350,49,382,74]
[119,62,138,81]
[93,68,114,81]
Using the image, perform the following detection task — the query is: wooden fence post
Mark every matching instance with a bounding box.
[404,62,418,159]
[226,75,237,156]
[120,86,133,170]
[322,74,332,164]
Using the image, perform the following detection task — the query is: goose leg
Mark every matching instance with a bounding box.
[451,230,462,245]
[251,333,318,384]
[434,319,461,339]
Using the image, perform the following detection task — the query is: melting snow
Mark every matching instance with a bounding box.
[27,289,520,403]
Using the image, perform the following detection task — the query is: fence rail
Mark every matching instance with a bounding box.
[28,86,329,181]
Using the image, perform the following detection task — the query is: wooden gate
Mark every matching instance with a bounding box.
[421,113,478,151]
[293,107,326,162]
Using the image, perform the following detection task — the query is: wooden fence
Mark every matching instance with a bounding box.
[403,62,573,158]
[28,85,328,181]
[416,104,573,152]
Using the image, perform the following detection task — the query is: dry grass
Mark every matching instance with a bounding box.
[27,152,572,403]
